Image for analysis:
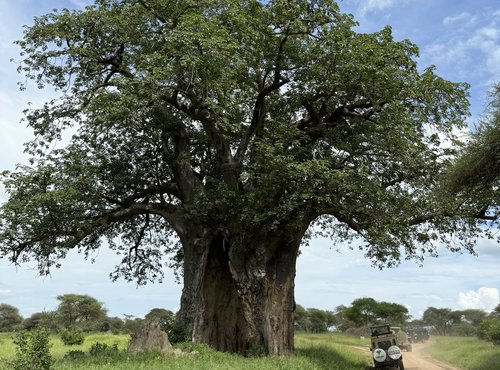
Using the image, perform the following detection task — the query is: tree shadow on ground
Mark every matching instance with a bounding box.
[295,345,372,370]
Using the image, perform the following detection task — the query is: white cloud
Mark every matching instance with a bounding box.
[423,10,500,86]
[458,287,499,311]
[443,12,474,26]
[360,0,400,15]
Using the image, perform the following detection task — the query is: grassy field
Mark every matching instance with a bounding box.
[424,336,500,370]
[6,331,500,370]
[0,332,372,370]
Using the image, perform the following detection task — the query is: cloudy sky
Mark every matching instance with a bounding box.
[1,0,499,321]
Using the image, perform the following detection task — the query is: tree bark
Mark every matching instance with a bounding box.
[178,231,301,356]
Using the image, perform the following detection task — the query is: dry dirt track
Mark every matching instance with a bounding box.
[356,342,460,370]
[402,343,460,370]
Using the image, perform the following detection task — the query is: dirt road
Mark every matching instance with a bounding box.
[356,342,460,370]
[402,343,459,370]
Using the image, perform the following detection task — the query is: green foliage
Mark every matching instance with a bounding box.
[0,304,23,332]
[145,308,191,344]
[100,316,124,333]
[422,307,455,335]
[427,336,500,370]
[11,328,52,370]
[451,322,477,337]
[23,311,55,331]
[478,318,500,344]
[446,83,500,192]
[0,0,479,354]
[88,342,119,357]
[443,82,500,233]
[0,0,474,284]
[294,305,337,333]
[63,350,86,361]
[490,304,500,319]
[56,294,107,331]
[121,317,144,335]
[60,329,85,346]
[340,297,410,329]
[0,331,372,369]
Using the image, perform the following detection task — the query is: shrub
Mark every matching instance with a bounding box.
[89,342,119,357]
[161,317,190,344]
[477,318,500,344]
[64,350,86,361]
[11,328,52,370]
[60,329,85,345]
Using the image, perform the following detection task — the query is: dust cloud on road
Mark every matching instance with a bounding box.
[402,343,459,370]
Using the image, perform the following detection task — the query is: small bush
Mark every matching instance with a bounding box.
[60,329,85,345]
[478,318,500,344]
[64,350,86,361]
[89,342,119,357]
[161,317,190,344]
[11,328,52,370]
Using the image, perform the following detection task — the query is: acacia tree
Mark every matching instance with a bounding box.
[342,298,409,327]
[445,83,500,228]
[0,0,480,355]
[0,304,23,332]
[56,294,107,330]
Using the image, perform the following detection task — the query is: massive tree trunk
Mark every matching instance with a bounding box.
[178,228,302,356]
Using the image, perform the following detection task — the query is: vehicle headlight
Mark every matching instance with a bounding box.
[372,348,387,362]
[387,345,402,360]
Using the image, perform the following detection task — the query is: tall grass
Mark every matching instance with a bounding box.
[0,332,371,370]
[425,336,500,370]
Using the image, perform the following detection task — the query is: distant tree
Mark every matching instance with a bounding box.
[145,308,175,328]
[145,308,189,343]
[344,298,379,327]
[294,305,310,332]
[422,307,455,335]
[375,301,411,326]
[23,311,59,332]
[100,316,124,332]
[307,308,336,333]
[489,304,500,319]
[121,316,144,334]
[56,294,107,331]
[23,313,44,331]
[459,309,487,326]
[0,304,23,332]
[333,305,356,332]
[451,322,477,337]
[342,298,409,328]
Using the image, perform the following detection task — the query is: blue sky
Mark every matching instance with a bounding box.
[0,0,499,320]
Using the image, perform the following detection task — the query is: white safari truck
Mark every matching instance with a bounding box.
[370,325,405,370]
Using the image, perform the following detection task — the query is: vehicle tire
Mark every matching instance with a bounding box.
[398,360,405,370]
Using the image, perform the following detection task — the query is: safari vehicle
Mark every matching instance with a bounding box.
[390,326,412,352]
[406,326,429,343]
[370,325,405,370]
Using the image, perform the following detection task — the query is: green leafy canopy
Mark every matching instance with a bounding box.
[0,0,476,283]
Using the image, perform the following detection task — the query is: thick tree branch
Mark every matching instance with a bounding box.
[11,202,186,264]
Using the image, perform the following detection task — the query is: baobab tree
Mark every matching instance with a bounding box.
[1,0,480,355]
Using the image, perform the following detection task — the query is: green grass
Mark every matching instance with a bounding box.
[0,332,372,370]
[424,336,500,370]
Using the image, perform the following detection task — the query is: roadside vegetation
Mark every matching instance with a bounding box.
[425,336,500,370]
[4,293,500,369]
[0,332,370,370]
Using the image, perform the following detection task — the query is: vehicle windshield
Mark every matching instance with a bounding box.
[376,340,393,350]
